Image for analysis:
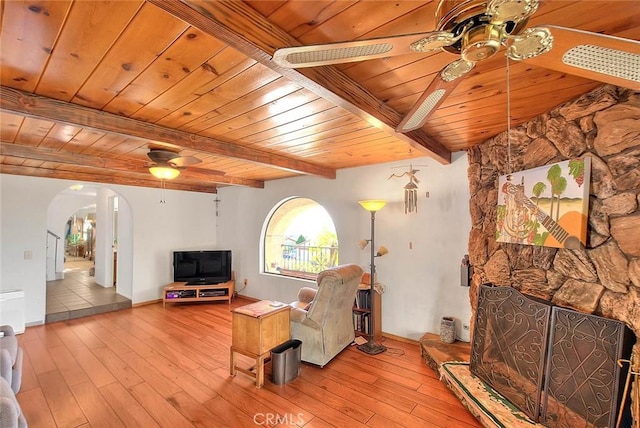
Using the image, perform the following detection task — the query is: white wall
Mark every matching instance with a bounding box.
[0,174,217,325]
[1,175,51,324]
[95,187,116,288]
[217,153,472,341]
[1,153,472,340]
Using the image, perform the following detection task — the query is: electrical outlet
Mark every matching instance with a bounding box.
[243,278,248,286]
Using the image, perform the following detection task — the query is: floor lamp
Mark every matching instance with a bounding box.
[357,199,387,355]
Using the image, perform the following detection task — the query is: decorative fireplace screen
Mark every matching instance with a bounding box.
[470,284,635,427]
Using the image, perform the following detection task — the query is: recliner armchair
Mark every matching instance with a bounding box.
[289,263,363,367]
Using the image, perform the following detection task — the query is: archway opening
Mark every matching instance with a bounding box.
[263,197,339,280]
[46,184,131,322]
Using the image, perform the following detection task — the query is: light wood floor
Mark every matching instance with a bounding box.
[16,298,482,427]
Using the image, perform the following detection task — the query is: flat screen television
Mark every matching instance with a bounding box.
[173,250,232,285]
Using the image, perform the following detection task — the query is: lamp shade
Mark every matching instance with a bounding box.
[149,165,180,180]
[358,239,370,250]
[376,246,389,257]
[358,199,386,212]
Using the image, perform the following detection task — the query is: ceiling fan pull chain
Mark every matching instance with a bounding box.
[506,54,513,180]
[160,179,166,204]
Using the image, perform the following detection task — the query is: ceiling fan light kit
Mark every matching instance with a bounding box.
[146,148,202,180]
[149,165,180,180]
[272,0,640,135]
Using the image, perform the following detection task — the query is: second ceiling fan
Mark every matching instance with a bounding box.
[272,0,640,133]
[147,148,202,180]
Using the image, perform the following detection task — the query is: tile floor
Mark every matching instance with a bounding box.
[45,257,131,323]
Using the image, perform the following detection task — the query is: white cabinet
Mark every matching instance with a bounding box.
[0,290,25,334]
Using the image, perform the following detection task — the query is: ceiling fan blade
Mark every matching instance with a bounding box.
[272,31,458,68]
[509,25,640,90]
[396,59,475,133]
[170,156,202,168]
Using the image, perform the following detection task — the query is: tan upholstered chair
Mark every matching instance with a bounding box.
[289,263,363,367]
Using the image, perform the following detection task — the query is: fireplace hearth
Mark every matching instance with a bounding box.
[471,284,635,427]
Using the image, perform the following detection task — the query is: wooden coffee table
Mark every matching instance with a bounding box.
[230,300,290,388]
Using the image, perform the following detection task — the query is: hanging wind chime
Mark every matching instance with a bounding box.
[403,180,418,214]
[388,165,422,214]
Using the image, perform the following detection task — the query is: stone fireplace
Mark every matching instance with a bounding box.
[467,85,640,425]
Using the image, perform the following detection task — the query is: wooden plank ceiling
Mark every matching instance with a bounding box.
[1,0,638,193]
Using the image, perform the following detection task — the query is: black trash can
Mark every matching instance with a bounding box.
[271,339,302,385]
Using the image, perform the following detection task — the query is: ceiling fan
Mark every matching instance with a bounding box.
[272,0,640,133]
[146,148,202,180]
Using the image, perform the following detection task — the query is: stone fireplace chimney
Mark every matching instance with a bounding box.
[467,85,640,424]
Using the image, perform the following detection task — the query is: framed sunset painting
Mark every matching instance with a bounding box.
[496,157,591,249]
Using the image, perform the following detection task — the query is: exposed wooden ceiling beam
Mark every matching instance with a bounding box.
[149,0,451,165]
[0,142,265,188]
[0,164,218,194]
[0,86,335,179]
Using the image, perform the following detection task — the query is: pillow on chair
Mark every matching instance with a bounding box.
[297,287,317,304]
[290,287,317,310]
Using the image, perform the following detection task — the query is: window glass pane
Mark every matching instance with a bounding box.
[263,198,338,280]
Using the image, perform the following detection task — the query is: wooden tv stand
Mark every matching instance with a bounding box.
[162,279,235,307]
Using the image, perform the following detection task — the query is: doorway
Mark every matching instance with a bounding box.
[45,185,132,323]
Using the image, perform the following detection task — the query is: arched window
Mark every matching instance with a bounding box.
[263,198,338,280]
